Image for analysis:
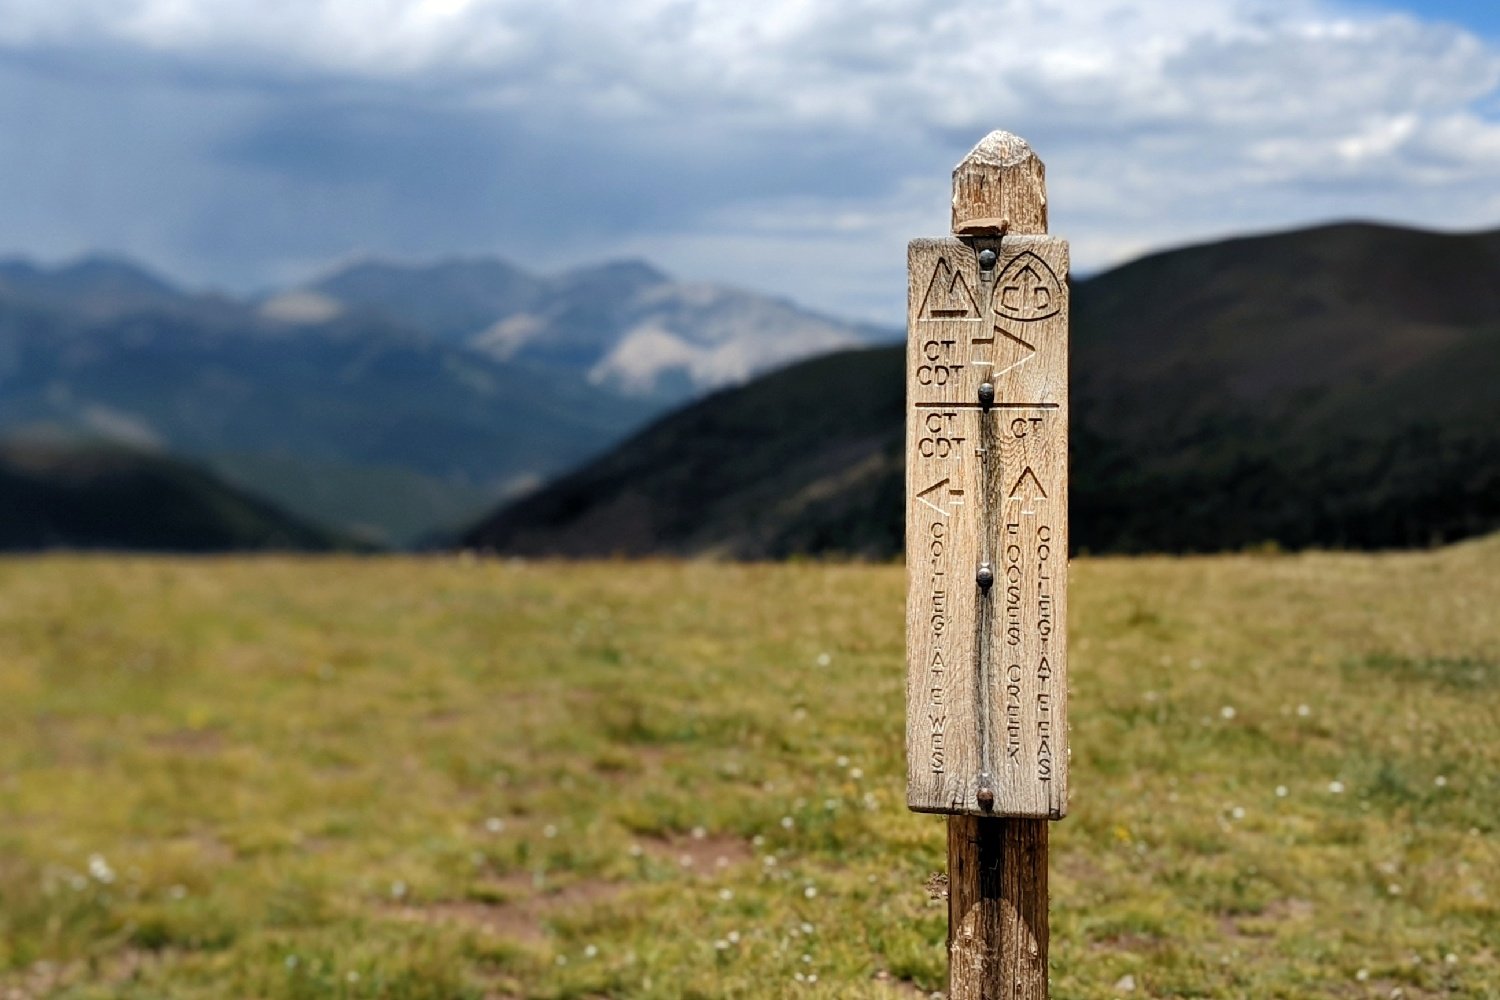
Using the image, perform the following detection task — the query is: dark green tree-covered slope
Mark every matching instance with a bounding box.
[0,442,356,552]
[462,222,1500,556]
[464,347,905,557]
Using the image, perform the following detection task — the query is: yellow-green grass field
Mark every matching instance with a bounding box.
[1,541,1498,999]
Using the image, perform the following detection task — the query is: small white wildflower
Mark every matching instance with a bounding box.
[543,824,558,838]
[728,930,740,943]
[1328,780,1345,794]
[1387,884,1402,896]
[849,767,864,780]
[1275,785,1288,798]
[794,972,806,982]
[804,886,818,899]
[1220,706,1236,720]
[284,955,298,970]
[802,953,813,964]
[836,755,849,767]
[1445,953,1458,965]
[752,835,766,847]
[1231,806,1245,820]
[346,971,359,983]
[1356,968,1369,981]
[628,843,643,857]
[807,974,818,983]
[824,799,838,811]
[715,939,730,951]
[692,825,707,840]
[584,944,598,958]
[390,880,407,899]
[719,888,734,901]
[485,817,505,833]
[87,854,115,884]
[555,955,567,966]
[780,816,794,829]
[1297,704,1311,717]
[763,855,778,868]
[800,922,814,934]
[816,653,831,667]
[1434,775,1448,788]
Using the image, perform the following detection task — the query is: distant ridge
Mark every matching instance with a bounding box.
[0,255,186,319]
[0,441,358,552]
[303,254,882,400]
[0,248,890,545]
[461,221,1500,556]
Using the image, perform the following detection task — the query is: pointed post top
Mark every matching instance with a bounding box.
[951,130,1047,237]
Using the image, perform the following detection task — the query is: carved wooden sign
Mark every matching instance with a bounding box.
[905,234,1069,819]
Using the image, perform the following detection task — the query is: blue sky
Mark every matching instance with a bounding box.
[1385,1,1500,37]
[1,0,1498,323]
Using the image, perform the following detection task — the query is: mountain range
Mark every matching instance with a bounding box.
[0,253,888,545]
[462,222,1500,557]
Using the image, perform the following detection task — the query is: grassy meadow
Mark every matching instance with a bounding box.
[1,541,1498,998]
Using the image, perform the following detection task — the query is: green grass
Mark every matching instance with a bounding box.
[1,539,1498,998]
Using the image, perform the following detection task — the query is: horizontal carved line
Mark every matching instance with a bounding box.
[913,401,1060,409]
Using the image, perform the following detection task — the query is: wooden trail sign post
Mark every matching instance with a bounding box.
[905,130,1068,999]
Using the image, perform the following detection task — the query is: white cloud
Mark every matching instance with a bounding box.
[0,0,1498,320]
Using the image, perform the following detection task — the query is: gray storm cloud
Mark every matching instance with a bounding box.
[0,0,1497,320]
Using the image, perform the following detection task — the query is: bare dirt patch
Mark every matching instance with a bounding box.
[387,873,625,947]
[3,949,170,999]
[1089,930,1167,955]
[872,969,934,996]
[147,727,224,755]
[641,831,754,874]
[1222,897,1316,941]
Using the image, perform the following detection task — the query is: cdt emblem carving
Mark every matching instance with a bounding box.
[993,251,1062,322]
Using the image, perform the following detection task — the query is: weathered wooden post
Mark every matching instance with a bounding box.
[906,130,1068,999]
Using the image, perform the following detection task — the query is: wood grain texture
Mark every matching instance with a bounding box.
[912,129,1063,1000]
[905,235,1069,819]
[951,131,1047,236]
[948,817,1049,1000]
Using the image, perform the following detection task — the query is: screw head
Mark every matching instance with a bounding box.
[977,249,997,271]
[976,562,994,591]
[977,382,995,410]
[976,787,995,810]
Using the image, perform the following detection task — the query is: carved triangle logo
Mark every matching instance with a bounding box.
[918,257,980,319]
